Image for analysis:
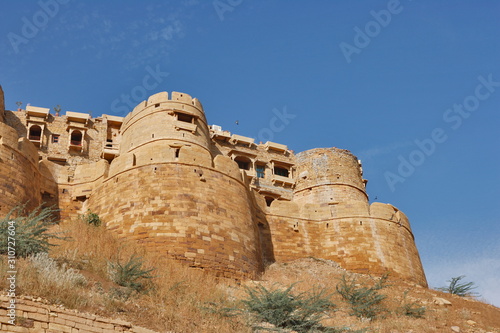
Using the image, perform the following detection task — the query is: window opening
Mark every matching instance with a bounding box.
[274,166,289,177]
[70,130,82,146]
[29,125,42,141]
[256,165,265,178]
[234,156,251,170]
[177,113,194,123]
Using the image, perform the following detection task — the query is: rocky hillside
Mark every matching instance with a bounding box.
[1,218,499,333]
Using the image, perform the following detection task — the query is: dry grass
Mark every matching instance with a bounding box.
[0,219,250,332]
[1,219,499,333]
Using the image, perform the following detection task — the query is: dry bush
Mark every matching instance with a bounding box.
[131,255,249,333]
[49,218,126,278]
[0,254,93,309]
[30,252,87,288]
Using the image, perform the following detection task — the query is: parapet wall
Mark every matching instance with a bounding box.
[0,295,159,333]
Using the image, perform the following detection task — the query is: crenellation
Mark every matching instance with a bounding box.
[0,90,427,286]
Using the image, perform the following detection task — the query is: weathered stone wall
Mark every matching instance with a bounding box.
[265,201,427,286]
[87,157,263,279]
[0,295,159,333]
[0,123,41,215]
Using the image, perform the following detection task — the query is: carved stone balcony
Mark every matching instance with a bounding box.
[272,174,295,186]
[103,142,120,160]
[174,120,197,133]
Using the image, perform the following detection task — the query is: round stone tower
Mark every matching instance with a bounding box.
[287,147,427,286]
[88,92,263,279]
[119,91,212,158]
[293,148,369,215]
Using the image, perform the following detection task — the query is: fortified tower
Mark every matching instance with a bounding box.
[265,148,427,286]
[294,148,369,214]
[0,85,41,215]
[118,91,212,160]
[87,92,263,279]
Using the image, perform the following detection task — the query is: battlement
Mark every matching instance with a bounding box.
[123,91,204,129]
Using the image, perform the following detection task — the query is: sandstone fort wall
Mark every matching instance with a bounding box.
[0,122,41,215]
[0,89,428,286]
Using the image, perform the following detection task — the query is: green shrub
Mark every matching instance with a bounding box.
[241,283,337,332]
[397,291,425,318]
[398,302,426,318]
[336,273,388,320]
[80,210,102,226]
[107,254,155,293]
[437,275,479,297]
[0,204,64,258]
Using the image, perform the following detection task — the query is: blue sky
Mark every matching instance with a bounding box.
[1,1,499,306]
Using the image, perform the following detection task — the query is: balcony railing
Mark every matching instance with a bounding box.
[28,135,41,141]
[174,120,197,133]
[103,142,120,159]
[272,174,295,186]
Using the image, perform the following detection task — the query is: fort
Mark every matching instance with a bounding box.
[0,86,427,286]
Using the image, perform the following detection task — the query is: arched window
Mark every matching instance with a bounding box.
[265,196,275,207]
[234,156,251,170]
[28,125,42,141]
[70,130,83,146]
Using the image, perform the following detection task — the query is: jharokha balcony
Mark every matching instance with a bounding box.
[69,138,84,152]
[28,134,42,147]
[28,135,41,142]
[102,142,120,160]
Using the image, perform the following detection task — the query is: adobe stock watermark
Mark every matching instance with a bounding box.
[385,74,500,192]
[111,65,169,114]
[5,220,18,325]
[339,0,404,64]
[257,106,296,143]
[7,0,71,54]
[213,0,243,21]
